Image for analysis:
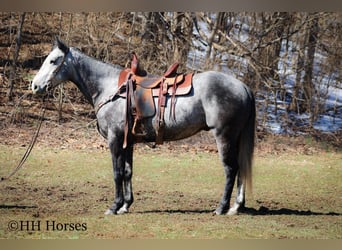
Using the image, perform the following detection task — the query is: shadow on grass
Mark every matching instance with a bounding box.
[136,209,214,214]
[0,204,37,209]
[136,206,341,216]
[241,206,341,216]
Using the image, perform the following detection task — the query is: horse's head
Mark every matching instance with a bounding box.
[32,39,70,94]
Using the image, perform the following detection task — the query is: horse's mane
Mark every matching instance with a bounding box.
[52,39,123,71]
[69,47,123,71]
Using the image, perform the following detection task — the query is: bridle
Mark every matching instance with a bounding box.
[46,47,69,92]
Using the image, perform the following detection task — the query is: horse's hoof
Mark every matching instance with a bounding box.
[213,209,223,215]
[227,208,238,216]
[104,209,115,215]
[117,208,128,214]
[117,204,129,214]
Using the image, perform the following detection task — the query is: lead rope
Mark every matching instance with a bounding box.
[0,96,46,182]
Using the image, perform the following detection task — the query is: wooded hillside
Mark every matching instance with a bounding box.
[0,12,341,138]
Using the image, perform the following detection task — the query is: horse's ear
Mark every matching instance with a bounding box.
[55,38,69,54]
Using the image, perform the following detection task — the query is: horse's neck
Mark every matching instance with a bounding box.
[68,48,121,107]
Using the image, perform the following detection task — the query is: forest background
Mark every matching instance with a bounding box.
[0,12,341,147]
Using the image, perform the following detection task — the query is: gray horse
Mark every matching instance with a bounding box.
[32,40,255,215]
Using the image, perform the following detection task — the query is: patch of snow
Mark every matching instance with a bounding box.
[314,114,342,132]
[189,15,342,134]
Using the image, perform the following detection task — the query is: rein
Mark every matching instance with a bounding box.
[1,48,69,182]
[0,94,47,183]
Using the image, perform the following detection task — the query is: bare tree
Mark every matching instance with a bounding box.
[303,14,319,121]
[7,12,25,102]
[170,12,193,68]
[289,13,320,118]
[1,12,340,135]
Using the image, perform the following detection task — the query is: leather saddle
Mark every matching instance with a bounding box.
[118,52,193,147]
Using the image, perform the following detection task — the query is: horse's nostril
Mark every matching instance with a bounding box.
[32,84,39,93]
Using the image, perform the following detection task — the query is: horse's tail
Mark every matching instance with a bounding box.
[238,87,255,192]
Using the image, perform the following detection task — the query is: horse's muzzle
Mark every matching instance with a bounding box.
[32,82,47,95]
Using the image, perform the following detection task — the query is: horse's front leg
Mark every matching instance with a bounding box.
[105,139,126,215]
[117,143,134,214]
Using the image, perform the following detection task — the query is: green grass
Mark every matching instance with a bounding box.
[0,145,341,239]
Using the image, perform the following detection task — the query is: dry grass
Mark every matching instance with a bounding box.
[0,144,341,239]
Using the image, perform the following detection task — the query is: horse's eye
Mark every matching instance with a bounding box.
[50,59,57,64]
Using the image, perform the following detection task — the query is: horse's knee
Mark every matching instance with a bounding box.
[124,167,132,180]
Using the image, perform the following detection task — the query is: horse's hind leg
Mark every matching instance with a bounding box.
[214,135,239,215]
[227,173,245,215]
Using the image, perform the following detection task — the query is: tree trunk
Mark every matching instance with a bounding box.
[302,14,319,121]
[289,45,305,113]
[171,12,193,68]
[140,12,165,62]
[289,13,319,115]
[204,12,225,70]
[7,12,25,102]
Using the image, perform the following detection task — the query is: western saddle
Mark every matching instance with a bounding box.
[117,52,193,148]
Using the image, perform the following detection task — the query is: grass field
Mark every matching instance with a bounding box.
[0,144,341,239]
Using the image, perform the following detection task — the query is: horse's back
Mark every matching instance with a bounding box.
[193,71,254,133]
[193,71,251,101]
